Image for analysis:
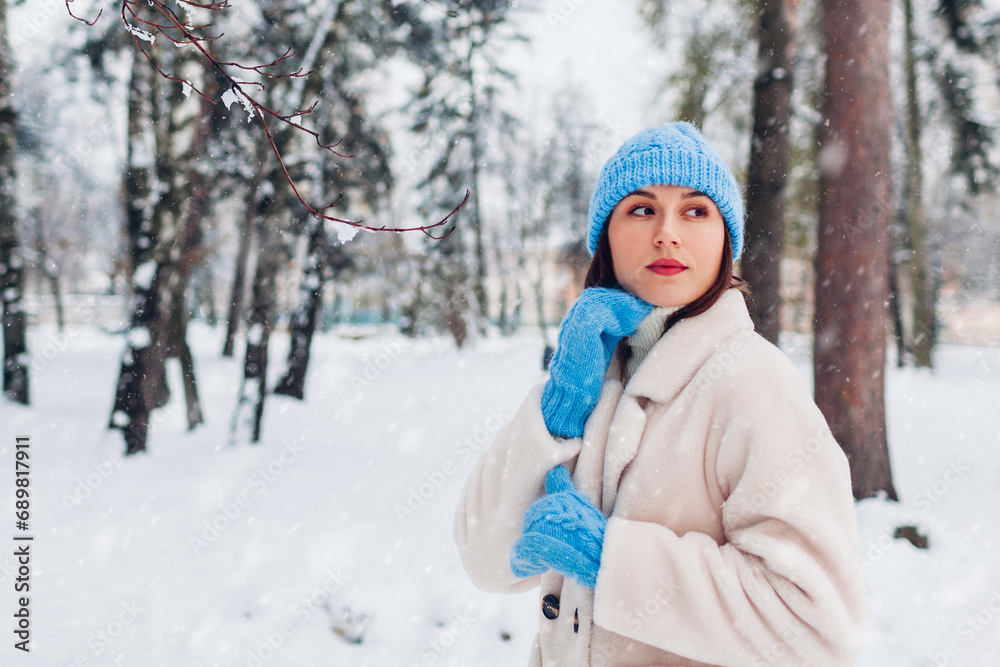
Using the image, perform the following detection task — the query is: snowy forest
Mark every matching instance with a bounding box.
[2,0,1000,664]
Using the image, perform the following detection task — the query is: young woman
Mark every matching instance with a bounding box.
[454,122,867,666]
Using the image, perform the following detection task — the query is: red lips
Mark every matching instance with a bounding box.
[647,258,687,276]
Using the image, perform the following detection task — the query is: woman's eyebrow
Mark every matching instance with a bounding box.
[680,189,709,200]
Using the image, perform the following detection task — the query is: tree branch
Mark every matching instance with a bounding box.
[73,0,466,235]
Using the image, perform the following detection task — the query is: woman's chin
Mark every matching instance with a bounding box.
[631,290,689,309]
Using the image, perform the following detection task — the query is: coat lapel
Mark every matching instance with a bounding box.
[599,290,754,513]
[624,290,754,404]
[600,396,647,515]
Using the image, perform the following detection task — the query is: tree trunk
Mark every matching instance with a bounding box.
[48,266,64,332]
[400,258,425,338]
[110,48,172,455]
[887,255,906,368]
[110,54,152,451]
[232,183,284,444]
[174,307,204,430]
[246,214,278,444]
[492,224,509,335]
[469,97,488,329]
[111,42,213,451]
[274,217,326,400]
[165,55,219,432]
[902,0,934,368]
[222,205,254,357]
[31,214,65,332]
[814,0,898,500]
[0,0,28,404]
[110,260,171,454]
[440,226,470,348]
[741,0,796,345]
[462,24,489,332]
[195,265,218,326]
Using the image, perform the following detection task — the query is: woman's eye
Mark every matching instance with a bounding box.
[684,205,709,217]
[629,204,655,216]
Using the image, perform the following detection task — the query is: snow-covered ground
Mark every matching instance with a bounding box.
[2,323,999,666]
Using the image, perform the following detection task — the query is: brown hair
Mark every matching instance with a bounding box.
[583,212,751,368]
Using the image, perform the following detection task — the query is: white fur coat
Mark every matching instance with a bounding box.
[454,289,867,666]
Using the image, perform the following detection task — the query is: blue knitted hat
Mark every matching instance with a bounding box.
[587,122,745,260]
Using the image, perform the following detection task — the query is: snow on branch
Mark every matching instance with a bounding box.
[69,0,467,238]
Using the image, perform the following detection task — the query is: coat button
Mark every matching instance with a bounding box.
[541,594,560,620]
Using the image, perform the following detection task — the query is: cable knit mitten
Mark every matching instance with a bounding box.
[510,466,607,588]
[542,287,652,439]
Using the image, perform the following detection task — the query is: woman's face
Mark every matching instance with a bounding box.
[607,184,726,308]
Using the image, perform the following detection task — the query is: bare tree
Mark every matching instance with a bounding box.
[73,0,467,451]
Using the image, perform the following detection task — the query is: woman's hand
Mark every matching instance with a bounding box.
[510,466,606,588]
[541,287,652,439]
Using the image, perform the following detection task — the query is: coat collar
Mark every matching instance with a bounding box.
[607,289,755,405]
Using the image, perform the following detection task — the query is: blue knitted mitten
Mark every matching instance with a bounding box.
[510,466,607,588]
[542,288,652,439]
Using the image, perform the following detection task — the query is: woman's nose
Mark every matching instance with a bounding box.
[653,215,681,247]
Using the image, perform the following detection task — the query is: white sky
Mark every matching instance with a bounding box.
[504,0,661,138]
